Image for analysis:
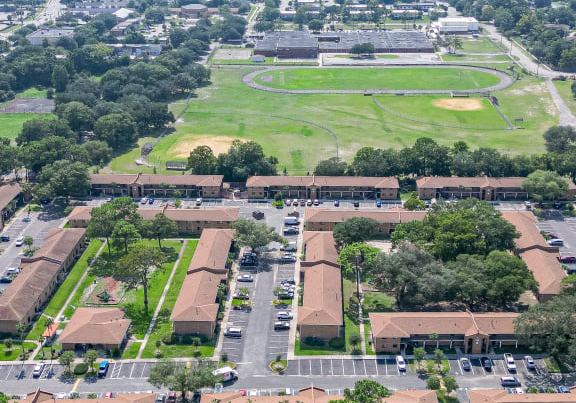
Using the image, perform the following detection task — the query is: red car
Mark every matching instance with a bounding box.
[166,393,177,403]
[546,232,559,239]
[558,255,576,264]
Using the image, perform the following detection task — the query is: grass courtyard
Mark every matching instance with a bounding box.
[253,67,502,91]
[105,67,557,175]
[0,113,53,140]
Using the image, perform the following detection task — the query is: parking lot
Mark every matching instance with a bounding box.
[282,357,548,377]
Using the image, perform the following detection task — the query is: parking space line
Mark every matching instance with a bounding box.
[363,360,367,375]
[5,365,13,380]
[320,360,322,375]
[140,363,147,378]
[353,360,356,375]
[309,360,312,374]
[331,360,334,375]
[298,360,301,376]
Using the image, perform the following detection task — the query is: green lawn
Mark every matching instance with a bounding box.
[294,339,345,355]
[0,342,37,361]
[374,95,508,130]
[213,58,317,66]
[122,342,141,359]
[254,67,502,91]
[0,113,53,140]
[362,291,395,313]
[105,67,558,175]
[459,37,503,53]
[442,54,511,62]
[364,322,375,355]
[545,356,570,373]
[553,81,576,115]
[26,240,104,341]
[140,241,215,359]
[343,278,361,354]
[17,88,48,98]
[409,358,451,374]
[62,240,181,340]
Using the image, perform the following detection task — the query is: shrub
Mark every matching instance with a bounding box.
[328,337,345,349]
[112,347,120,358]
[527,387,539,394]
[304,337,325,346]
[351,347,362,355]
[349,333,361,346]
[193,350,202,358]
[69,393,80,400]
[162,333,177,345]
[426,377,441,390]
[220,352,228,362]
[74,363,88,375]
[87,394,98,399]
[181,335,194,345]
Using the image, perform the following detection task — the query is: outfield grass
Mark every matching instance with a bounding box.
[459,37,503,53]
[140,241,215,359]
[106,67,557,175]
[254,67,501,91]
[0,113,53,140]
[553,81,576,115]
[26,240,104,341]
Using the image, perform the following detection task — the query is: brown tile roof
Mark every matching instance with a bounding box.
[0,182,22,211]
[298,263,343,326]
[501,211,550,252]
[58,307,131,346]
[417,176,576,191]
[519,248,565,296]
[302,231,339,267]
[89,173,224,187]
[171,229,233,323]
[163,208,239,222]
[369,312,518,338]
[304,209,427,224]
[189,229,235,271]
[0,229,85,323]
[68,206,93,221]
[502,212,566,297]
[13,390,156,403]
[246,176,399,189]
[468,390,576,403]
[201,388,438,403]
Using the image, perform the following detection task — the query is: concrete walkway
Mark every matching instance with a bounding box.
[136,240,188,359]
[545,78,576,127]
[242,64,515,95]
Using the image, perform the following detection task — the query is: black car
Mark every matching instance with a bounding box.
[0,276,12,283]
[353,201,360,208]
[0,235,9,242]
[481,357,492,371]
[252,210,265,220]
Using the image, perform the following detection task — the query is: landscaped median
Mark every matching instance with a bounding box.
[140,240,216,359]
[25,239,104,342]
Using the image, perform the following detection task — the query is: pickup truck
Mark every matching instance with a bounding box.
[504,353,516,372]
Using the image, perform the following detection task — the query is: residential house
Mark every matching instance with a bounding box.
[67,205,239,235]
[89,173,224,198]
[304,208,427,234]
[0,229,86,334]
[107,44,162,57]
[298,231,343,340]
[110,18,139,37]
[0,182,22,230]
[246,176,399,200]
[369,311,519,354]
[58,307,131,351]
[180,3,208,18]
[202,387,439,403]
[502,211,566,302]
[171,229,235,336]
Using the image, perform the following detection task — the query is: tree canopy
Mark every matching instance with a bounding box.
[521,170,569,202]
[333,217,378,248]
[231,218,285,253]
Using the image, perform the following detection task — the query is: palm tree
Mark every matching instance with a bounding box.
[15,321,27,361]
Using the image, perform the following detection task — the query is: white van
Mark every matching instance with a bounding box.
[283,217,299,226]
[212,366,238,382]
[224,327,242,338]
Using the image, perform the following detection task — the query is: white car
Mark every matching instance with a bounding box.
[56,393,68,399]
[524,355,536,370]
[277,311,293,320]
[15,236,24,247]
[396,355,407,372]
[237,274,254,282]
[5,267,19,274]
[140,197,148,204]
[32,362,44,378]
[504,353,516,371]
[281,253,297,263]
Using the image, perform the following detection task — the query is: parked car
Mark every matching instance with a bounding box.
[195,198,203,206]
[285,200,292,206]
[140,197,148,204]
[237,274,254,282]
[500,377,521,387]
[353,201,360,208]
[524,356,536,370]
[558,386,570,393]
[224,327,242,338]
[281,242,297,252]
[148,197,155,205]
[525,201,532,210]
[313,199,320,206]
[6,267,19,274]
[376,199,382,208]
[32,362,44,378]
[0,276,12,283]
[0,235,9,242]
[284,217,299,226]
[558,255,576,263]
[278,291,294,300]
[155,394,166,403]
[166,392,177,403]
[274,321,290,331]
[546,232,559,239]
[104,393,114,398]
[481,357,492,371]
[548,239,564,246]
[277,311,293,320]
[15,236,24,247]
[504,353,516,371]
[281,253,297,263]
[306,199,313,206]
[281,279,296,285]
[56,393,68,399]
[233,292,250,300]
[334,200,340,207]
[396,355,407,372]
[213,366,239,382]
[299,199,306,206]
[283,227,299,235]
[252,210,264,220]
[240,255,257,267]
[98,361,109,378]
[292,199,299,206]
[460,357,471,371]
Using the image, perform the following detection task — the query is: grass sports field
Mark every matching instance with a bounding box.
[102,66,558,175]
[253,67,501,91]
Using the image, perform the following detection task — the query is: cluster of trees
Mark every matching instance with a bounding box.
[187,141,279,182]
[450,0,576,70]
[336,199,536,309]
[314,131,576,182]
[87,198,179,313]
